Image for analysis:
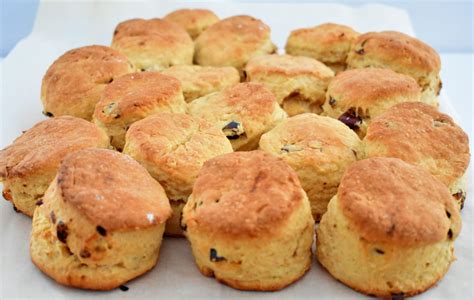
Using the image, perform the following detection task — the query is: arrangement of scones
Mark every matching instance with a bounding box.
[1,8,471,299]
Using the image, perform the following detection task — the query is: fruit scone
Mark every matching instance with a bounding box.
[0,116,110,216]
[163,8,219,40]
[346,31,441,107]
[321,68,422,138]
[123,113,233,236]
[363,102,470,209]
[41,45,135,120]
[30,148,171,290]
[93,72,186,151]
[285,23,359,73]
[244,54,334,116]
[317,157,461,298]
[111,18,193,72]
[259,113,361,222]
[187,82,287,151]
[182,151,314,291]
[162,65,240,103]
[194,15,276,76]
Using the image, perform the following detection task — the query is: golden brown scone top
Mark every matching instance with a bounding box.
[163,8,219,39]
[124,113,233,200]
[93,72,183,124]
[111,18,193,71]
[245,54,334,78]
[324,68,421,113]
[259,113,361,161]
[338,157,461,247]
[57,148,171,231]
[189,82,278,121]
[347,31,441,74]
[41,45,135,120]
[285,23,359,63]
[0,116,109,181]
[194,15,276,70]
[184,151,305,237]
[364,102,470,187]
[161,65,240,102]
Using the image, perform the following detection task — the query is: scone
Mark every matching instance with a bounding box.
[322,68,421,138]
[162,65,240,102]
[187,82,287,151]
[123,113,233,236]
[285,23,359,73]
[363,102,470,209]
[244,54,334,116]
[93,72,186,151]
[0,116,110,216]
[182,151,314,291]
[316,157,461,298]
[346,31,441,106]
[111,18,193,71]
[194,15,276,74]
[259,113,361,221]
[30,148,171,290]
[41,45,135,120]
[163,8,219,40]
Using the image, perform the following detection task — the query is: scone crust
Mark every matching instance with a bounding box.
[258,113,361,220]
[338,157,461,247]
[93,72,186,149]
[187,82,287,150]
[184,151,305,238]
[194,15,276,71]
[347,31,440,73]
[111,18,193,71]
[124,113,233,201]
[41,45,135,120]
[94,72,184,122]
[57,148,172,230]
[325,68,421,110]
[161,65,240,102]
[364,102,470,188]
[163,8,219,39]
[0,116,109,180]
[285,23,359,64]
[245,54,334,78]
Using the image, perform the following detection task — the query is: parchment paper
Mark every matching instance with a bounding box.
[1,1,472,299]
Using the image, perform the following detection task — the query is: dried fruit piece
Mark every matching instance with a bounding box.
[56,221,68,243]
[338,108,362,130]
[210,248,226,262]
[222,121,245,140]
[96,225,107,236]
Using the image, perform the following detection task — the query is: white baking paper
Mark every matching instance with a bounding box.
[0,1,472,299]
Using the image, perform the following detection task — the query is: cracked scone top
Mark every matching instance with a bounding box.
[93,72,186,150]
[41,45,135,120]
[111,18,194,71]
[285,23,359,73]
[30,148,171,290]
[123,113,233,236]
[163,8,219,39]
[245,54,334,116]
[346,31,441,106]
[322,68,422,138]
[364,102,470,208]
[0,116,110,216]
[194,15,276,73]
[187,82,287,151]
[182,151,314,291]
[317,157,461,298]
